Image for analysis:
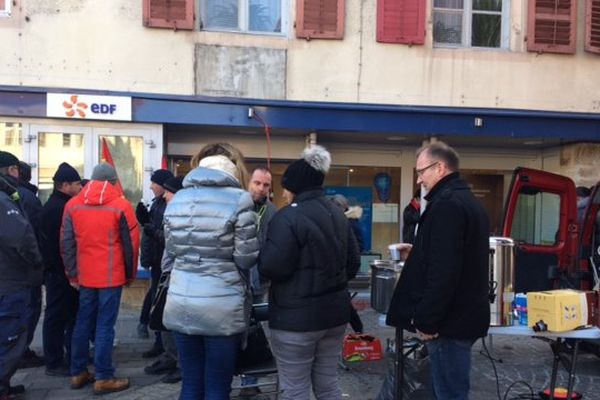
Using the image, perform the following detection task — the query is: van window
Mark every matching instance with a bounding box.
[510,190,560,246]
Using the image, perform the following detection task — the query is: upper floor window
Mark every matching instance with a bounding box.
[0,0,11,17]
[433,0,509,49]
[200,0,284,34]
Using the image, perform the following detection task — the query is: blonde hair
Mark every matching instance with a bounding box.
[191,143,249,190]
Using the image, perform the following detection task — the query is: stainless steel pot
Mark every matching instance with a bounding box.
[370,260,403,314]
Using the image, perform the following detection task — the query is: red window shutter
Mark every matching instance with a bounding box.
[296,0,345,40]
[377,0,425,45]
[527,0,577,54]
[143,0,195,30]
[0,0,5,10]
[585,0,600,54]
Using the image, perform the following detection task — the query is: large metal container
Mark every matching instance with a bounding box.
[489,236,515,326]
[370,260,403,314]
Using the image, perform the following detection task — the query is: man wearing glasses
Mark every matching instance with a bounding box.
[387,141,490,400]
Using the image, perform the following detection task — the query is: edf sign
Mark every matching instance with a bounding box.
[47,93,132,121]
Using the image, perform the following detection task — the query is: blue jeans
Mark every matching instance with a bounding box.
[174,332,240,400]
[71,287,122,380]
[425,337,475,400]
[0,289,30,395]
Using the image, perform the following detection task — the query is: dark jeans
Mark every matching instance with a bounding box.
[425,337,475,400]
[0,289,30,395]
[140,266,163,348]
[71,287,122,380]
[174,332,240,400]
[43,271,78,368]
[25,285,42,348]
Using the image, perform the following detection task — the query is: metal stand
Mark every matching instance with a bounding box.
[546,338,580,400]
[394,328,404,400]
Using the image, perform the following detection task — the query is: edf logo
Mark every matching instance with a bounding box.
[91,103,117,114]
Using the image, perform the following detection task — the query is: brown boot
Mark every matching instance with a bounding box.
[71,370,95,389]
[93,377,130,395]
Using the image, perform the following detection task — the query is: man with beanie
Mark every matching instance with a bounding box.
[40,163,82,376]
[259,145,360,400]
[61,162,140,395]
[136,169,173,360]
[0,153,44,400]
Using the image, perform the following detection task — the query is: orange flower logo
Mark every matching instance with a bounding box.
[62,95,88,118]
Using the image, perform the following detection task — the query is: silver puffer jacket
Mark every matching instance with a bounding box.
[162,167,259,336]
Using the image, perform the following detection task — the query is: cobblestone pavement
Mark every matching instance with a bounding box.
[12,293,600,399]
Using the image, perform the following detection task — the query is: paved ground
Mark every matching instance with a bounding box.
[12,292,600,399]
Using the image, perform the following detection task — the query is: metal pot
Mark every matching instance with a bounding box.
[370,260,403,314]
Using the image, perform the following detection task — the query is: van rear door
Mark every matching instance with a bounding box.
[579,182,600,289]
[502,168,578,292]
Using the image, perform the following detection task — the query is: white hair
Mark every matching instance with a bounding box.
[302,145,331,174]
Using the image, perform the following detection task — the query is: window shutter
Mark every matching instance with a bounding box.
[585,0,600,53]
[143,0,195,30]
[377,0,425,44]
[296,0,345,40]
[527,0,576,54]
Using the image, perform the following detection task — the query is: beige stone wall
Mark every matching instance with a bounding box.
[559,143,600,188]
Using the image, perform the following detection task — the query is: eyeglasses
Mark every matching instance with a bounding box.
[415,162,439,177]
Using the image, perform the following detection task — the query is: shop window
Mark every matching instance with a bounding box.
[0,0,11,17]
[433,0,509,49]
[200,0,285,34]
[0,123,22,156]
[527,0,576,54]
[62,133,72,147]
[510,190,561,246]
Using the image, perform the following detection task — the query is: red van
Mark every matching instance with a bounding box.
[502,168,600,293]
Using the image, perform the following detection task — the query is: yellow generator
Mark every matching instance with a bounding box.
[527,290,589,332]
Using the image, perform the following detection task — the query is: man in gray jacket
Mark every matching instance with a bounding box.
[0,152,44,400]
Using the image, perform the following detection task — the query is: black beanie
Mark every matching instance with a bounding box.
[163,176,184,194]
[53,162,82,182]
[151,169,174,187]
[281,145,331,194]
[0,151,19,168]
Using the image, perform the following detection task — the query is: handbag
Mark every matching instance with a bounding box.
[149,271,170,331]
[235,321,273,372]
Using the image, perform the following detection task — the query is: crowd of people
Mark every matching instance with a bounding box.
[0,140,493,400]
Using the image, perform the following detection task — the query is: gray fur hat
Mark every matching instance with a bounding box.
[282,145,331,194]
[91,163,118,184]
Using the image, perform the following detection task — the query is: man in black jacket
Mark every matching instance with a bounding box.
[40,163,82,376]
[0,152,44,400]
[387,142,490,400]
[259,145,360,400]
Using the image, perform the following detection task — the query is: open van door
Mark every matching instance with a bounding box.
[502,168,578,292]
[579,182,600,290]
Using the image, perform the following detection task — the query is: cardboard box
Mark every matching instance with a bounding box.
[527,290,589,332]
[342,334,383,362]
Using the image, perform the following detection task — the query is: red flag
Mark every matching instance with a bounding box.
[161,155,168,169]
[100,137,124,196]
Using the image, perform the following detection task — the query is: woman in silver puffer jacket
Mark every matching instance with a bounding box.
[162,143,259,400]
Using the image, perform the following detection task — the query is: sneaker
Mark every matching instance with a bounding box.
[16,349,45,369]
[144,358,177,375]
[46,365,71,377]
[161,368,181,384]
[142,345,164,359]
[71,370,95,390]
[238,386,262,398]
[93,377,130,395]
[137,323,149,339]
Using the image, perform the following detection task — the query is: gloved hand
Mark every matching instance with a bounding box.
[136,202,150,225]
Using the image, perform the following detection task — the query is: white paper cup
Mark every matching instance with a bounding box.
[388,244,401,261]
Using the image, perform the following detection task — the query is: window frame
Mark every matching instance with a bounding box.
[199,0,288,36]
[432,0,510,50]
[0,0,11,17]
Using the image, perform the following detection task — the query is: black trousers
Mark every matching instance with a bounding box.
[140,265,163,348]
[42,270,78,369]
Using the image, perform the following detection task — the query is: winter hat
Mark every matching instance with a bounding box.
[0,151,19,168]
[199,155,239,181]
[91,163,118,184]
[53,162,82,182]
[151,169,174,187]
[282,145,331,194]
[163,176,184,194]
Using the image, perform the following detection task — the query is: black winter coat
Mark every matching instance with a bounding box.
[140,196,167,269]
[387,173,490,339]
[40,190,72,275]
[259,189,361,332]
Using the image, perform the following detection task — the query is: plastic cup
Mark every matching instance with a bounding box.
[388,244,401,261]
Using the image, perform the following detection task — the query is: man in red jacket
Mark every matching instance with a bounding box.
[61,163,140,395]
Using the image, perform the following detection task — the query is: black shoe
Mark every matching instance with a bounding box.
[46,365,71,377]
[143,358,176,375]
[238,386,262,398]
[142,345,164,359]
[137,323,149,339]
[161,368,181,384]
[17,349,45,369]
[8,385,25,395]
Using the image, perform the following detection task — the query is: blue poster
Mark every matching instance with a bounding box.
[324,186,373,253]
